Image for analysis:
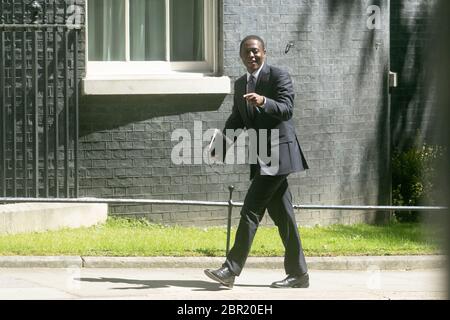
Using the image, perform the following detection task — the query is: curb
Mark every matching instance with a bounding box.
[0,255,446,270]
[0,256,83,268]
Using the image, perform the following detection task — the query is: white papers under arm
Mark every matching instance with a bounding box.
[208,129,234,163]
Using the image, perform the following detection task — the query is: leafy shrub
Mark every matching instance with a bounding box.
[392,144,445,222]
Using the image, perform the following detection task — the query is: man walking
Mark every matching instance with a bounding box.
[204,35,310,289]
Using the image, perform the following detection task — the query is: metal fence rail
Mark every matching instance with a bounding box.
[0,197,447,211]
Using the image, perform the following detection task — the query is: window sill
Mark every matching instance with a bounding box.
[81,75,231,95]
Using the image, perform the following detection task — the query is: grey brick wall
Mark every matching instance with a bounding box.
[224,0,391,226]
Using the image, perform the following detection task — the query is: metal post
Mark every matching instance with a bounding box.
[0,0,4,24]
[73,29,79,198]
[42,0,47,24]
[226,185,234,256]
[11,1,15,24]
[0,25,5,197]
[22,0,26,24]
[43,25,48,197]
[53,25,58,197]
[53,0,56,24]
[22,24,27,197]
[32,27,38,197]
[12,29,17,196]
[63,26,69,197]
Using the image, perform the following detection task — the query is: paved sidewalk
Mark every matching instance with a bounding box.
[0,255,446,270]
[0,268,446,300]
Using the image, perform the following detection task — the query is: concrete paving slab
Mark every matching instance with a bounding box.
[0,268,446,300]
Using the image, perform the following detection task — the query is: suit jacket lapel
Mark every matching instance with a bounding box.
[255,63,270,94]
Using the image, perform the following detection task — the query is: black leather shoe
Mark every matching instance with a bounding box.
[204,266,235,288]
[271,273,309,288]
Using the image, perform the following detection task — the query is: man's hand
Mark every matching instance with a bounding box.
[243,93,265,107]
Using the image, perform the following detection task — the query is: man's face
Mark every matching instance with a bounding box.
[240,39,266,73]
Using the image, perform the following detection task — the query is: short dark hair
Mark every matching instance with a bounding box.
[239,35,266,53]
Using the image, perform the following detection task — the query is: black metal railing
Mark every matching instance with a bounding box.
[0,188,447,255]
[0,0,82,198]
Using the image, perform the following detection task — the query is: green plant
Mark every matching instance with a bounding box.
[392,144,445,222]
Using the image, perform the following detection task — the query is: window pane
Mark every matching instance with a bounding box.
[88,0,126,61]
[170,0,204,61]
[130,0,166,61]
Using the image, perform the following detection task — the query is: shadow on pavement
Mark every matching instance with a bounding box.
[76,277,267,291]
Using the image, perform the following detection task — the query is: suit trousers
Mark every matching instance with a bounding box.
[224,172,308,276]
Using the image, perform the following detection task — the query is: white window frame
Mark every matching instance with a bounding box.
[85,0,219,77]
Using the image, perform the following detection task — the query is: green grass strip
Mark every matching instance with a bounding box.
[0,217,442,257]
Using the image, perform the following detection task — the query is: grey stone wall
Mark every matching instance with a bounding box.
[77,0,391,226]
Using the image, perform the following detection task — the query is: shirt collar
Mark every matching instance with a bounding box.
[246,62,265,81]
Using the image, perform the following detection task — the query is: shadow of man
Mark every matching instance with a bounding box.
[76,277,267,292]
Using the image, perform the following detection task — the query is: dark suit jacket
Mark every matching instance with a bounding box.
[224,63,309,179]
